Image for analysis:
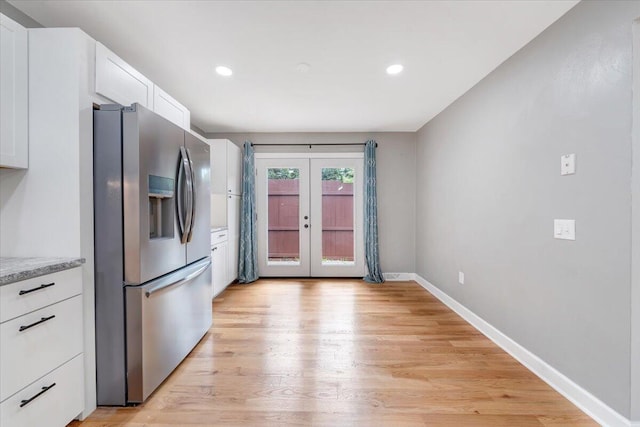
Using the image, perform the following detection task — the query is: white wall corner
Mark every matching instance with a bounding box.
[412,273,634,427]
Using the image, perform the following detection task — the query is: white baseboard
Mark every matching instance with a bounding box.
[383,272,415,281]
[412,273,635,427]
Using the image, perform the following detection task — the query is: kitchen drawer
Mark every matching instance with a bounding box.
[0,267,82,323]
[211,230,228,246]
[0,354,83,427]
[1,295,83,401]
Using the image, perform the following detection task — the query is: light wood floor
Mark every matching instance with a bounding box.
[71,279,596,426]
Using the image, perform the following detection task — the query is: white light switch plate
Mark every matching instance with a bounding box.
[561,154,576,175]
[458,271,464,285]
[554,219,575,240]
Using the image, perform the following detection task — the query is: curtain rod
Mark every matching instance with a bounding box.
[250,142,377,147]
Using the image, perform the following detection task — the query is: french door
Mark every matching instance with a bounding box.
[256,155,364,277]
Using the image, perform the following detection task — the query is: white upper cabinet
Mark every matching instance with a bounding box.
[227,142,242,195]
[95,42,190,130]
[0,14,28,169]
[95,42,153,108]
[210,139,242,195]
[153,85,190,130]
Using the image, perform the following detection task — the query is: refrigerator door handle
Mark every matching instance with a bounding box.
[144,259,211,297]
[185,147,197,243]
[177,151,186,240]
[179,147,193,243]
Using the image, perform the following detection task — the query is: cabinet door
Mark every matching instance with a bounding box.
[0,267,82,323]
[227,195,241,283]
[227,141,243,195]
[0,14,28,169]
[209,139,228,194]
[0,355,83,427]
[1,295,83,401]
[153,85,190,130]
[212,241,228,298]
[95,42,153,107]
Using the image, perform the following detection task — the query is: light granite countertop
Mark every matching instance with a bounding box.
[0,257,85,286]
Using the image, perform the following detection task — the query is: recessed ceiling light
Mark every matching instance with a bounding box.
[215,66,233,77]
[386,64,403,75]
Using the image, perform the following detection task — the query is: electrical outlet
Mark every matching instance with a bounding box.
[561,154,576,175]
[458,271,465,285]
[554,219,576,240]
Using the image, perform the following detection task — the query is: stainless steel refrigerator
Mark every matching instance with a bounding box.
[93,104,212,405]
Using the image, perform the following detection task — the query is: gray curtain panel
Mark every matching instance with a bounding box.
[363,140,384,283]
[238,141,258,283]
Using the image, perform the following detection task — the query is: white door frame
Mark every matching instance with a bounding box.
[255,152,365,277]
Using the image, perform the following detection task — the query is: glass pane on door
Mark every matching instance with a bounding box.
[267,168,300,264]
[321,168,355,265]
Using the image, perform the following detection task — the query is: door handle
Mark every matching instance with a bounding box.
[304,216,308,220]
[304,224,309,229]
[19,282,55,295]
[177,152,186,240]
[178,147,192,243]
[185,147,197,243]
[20,383,56,408]
[19,315,56,332]
[145,260,210,297]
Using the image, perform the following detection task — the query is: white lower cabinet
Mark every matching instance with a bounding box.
[212,242,228,298]
[0,267,84,427]
[0,355,83,427]
[0,268,82,324]
[1,295,83,401]
[211,229,229,298]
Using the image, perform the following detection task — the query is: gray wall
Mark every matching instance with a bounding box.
[632,19,640,423]
[415,0,639,418]
[0,0,42,27]
[207,132,416,274]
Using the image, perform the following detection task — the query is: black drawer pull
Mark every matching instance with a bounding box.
[212,247,218,252]
[18,282,55,296]
[20,383,56,408]
[19,315,56,332]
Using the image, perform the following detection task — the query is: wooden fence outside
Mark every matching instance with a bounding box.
[268,179,354,260]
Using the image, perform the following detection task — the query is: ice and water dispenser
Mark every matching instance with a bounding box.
[148,175,175,239]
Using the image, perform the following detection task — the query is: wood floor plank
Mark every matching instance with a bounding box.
[70,279,596,426]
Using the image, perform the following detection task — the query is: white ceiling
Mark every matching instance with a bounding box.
[10,0,578,133]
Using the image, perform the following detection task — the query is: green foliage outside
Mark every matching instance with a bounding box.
[322,168,354,183]
[267,168,300,179]
[267,168,354,183]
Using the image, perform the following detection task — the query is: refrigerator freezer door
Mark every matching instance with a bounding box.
[125,257,212,403]
[185,132,211,264]
[123,105,187,284]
